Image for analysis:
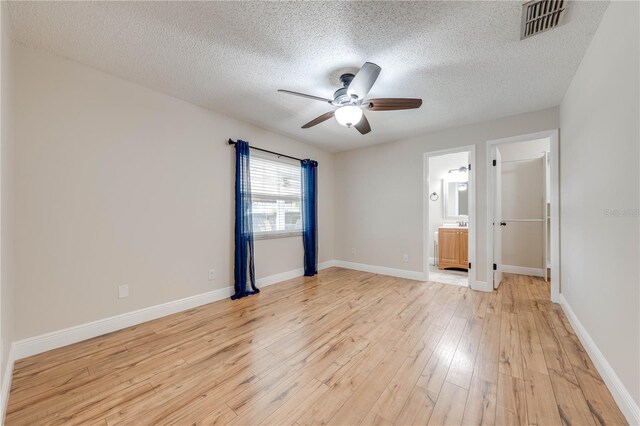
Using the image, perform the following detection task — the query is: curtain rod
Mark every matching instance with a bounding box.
[227,139,304,162]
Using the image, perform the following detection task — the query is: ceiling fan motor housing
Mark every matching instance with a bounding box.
[334,73,359,105]
[333,87,352,105]
[339,73,355,87]
[332,73,358,105]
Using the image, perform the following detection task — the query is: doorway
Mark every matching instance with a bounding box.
[486,130,560,302]
[423,146,477,289]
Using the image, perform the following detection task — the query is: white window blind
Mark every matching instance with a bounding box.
[250,156,302,238]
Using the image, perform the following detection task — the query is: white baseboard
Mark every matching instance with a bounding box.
[11,261,336,362]
[318,260,336,271]
[256,260,335,287]
[500,264,545,278]
[333,260,492,291]
[559,295,640,425]
[1,343,15,424]
[443,280,469,288]
[471,280,492,292]
[256,268,304,287]
[12,286,234,360]
[334,260,425,281]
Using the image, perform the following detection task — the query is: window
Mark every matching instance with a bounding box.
[249,155,302,239]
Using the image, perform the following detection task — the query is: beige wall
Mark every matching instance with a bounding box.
[334,107,558,282]
[501,158,544,269]
[498,138,549,162]
[12,44,334,339]
[559,1,639,408]
[1,1,15,383]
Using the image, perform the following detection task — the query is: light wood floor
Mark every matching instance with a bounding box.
[6,268,627,425]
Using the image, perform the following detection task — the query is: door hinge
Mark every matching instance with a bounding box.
[468,262,471,269]
[468,164,471,171]
[492,159,497,166]
[493,263,497,271]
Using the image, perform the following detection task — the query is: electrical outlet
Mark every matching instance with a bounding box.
[402,254,409,262]
[118,285,129,299]
[208,269,216,281]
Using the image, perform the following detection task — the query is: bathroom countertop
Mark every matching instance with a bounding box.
[438,224,468,229]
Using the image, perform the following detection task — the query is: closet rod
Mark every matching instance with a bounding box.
[501,156,544,165]
[501,218,544,222]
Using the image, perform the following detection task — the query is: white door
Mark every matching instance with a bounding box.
[543,153,549,282]
[493,147,503,288]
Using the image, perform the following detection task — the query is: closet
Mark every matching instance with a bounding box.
[493,140,550,284]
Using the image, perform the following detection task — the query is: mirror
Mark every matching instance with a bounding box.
[443,178,469,219]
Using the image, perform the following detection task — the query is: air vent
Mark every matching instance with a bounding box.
[520,0,566,40]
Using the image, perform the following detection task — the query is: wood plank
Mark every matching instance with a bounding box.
[360,411,395,426]
[496,373,528,426]
[461,376,497,425]
[524,368,563,426]
[548,369,596,426]
[415,315,468,402]
[518,311,548,376]
[428,381,468,426]
[547,308,599,374]
[531,307,574,377]
[572,365,628,426]
[366,326,437,423]
[110,363,258,425]
[259,379,329,426]
[325,338,411,425]
[193,405,237,425]
[446,317,484,389]
[395,384,438,426]
[393,315,467,426]
[227,374,316,425]
[499,312,524,379]
[473,310,501,384]
[295,339,392,426]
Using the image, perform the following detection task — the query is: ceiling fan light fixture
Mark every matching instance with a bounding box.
[334,105,363,128]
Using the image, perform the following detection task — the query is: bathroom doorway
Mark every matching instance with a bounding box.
[423,146,476,289]
[486,130,560,302]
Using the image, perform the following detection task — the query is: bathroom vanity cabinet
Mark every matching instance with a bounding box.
[438,227,468,270]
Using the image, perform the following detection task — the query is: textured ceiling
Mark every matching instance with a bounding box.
[7,1,608,152]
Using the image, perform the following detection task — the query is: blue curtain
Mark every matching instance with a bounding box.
[301,159,318,276]
[232,140,259,300]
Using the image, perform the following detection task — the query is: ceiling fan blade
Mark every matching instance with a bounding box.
[354,113,371,135]
[278,89,333,103]
[301,111,335,129]
[347,62,381,100]
[366,98,423,111]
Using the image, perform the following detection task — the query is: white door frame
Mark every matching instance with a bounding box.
[423,145,477,290]
[486,129,560,303]
[492,145,503,288]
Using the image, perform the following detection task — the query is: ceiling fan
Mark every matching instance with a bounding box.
[278,62,422,135]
